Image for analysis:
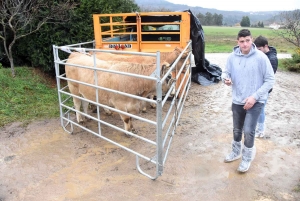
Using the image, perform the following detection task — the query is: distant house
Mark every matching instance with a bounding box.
[269,23,280,29]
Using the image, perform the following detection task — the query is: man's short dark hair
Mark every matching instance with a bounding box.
[254,35,268,48]
[237,29,251,39]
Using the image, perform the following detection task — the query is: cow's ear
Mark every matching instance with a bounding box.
[161,62,170,76]
[161,65,165,77]
[162,61,170,67]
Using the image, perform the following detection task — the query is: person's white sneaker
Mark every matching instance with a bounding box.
[255,131,265,138]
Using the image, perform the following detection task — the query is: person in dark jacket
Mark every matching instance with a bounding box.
[254,35,278,138]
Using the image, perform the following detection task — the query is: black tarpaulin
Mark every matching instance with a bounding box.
[184,9,222,86]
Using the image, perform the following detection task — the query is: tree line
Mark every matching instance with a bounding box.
[195,12,223,26]
[240,16,264,28]
[195,13,265,27]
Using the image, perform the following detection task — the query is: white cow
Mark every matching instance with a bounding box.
[91,47,190,111]
[65,53,172,133]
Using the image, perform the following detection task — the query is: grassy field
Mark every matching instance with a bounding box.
[0,67,59,127]
[203,26,295,54]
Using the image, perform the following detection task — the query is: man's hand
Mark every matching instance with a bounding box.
[224,78,233,86]
[243,96,256,110]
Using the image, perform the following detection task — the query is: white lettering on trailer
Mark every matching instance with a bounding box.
[108,44,132,48]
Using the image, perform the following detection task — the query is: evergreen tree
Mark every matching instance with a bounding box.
[196,12,206,25]
[205,12,213,26]
[258,21,261,27]
[240,16,250,27]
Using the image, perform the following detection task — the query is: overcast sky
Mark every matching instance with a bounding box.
[166,0,300,12]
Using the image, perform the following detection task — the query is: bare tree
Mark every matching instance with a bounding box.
[275,9,300,48]
[0,0,76,77]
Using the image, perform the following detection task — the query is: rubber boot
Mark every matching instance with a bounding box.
[224,140,242,163]
[237,145,256,173]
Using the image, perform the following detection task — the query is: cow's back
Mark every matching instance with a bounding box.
[65,53,158,103]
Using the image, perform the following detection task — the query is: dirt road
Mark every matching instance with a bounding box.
[1,54,299,201]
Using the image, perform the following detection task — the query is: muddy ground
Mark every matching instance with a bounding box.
[1,54,300,201]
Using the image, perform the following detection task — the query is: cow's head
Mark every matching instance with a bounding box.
[161,47,191,97]
[160,62,176,97]
[165,47,191,73]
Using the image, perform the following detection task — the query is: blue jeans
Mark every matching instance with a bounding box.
[257,97,268,132]
[232,102,264,148]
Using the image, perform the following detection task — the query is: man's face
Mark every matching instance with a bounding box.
[237,36,253,54]
[257,45,268,53]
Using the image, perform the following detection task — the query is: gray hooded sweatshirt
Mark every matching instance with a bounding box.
[222,44,275,105]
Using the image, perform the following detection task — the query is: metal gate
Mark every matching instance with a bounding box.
[53,40,192,179]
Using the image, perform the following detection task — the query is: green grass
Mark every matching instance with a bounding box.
[0,67,60,127]
[203,26,296,54]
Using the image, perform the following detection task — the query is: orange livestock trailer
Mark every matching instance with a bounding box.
[93,11,192,98]
[93,11,191,52]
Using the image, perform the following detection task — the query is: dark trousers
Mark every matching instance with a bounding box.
[232,102,264,148]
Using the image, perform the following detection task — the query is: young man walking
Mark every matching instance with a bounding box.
[254,35,278,138]
[222,29,275,172]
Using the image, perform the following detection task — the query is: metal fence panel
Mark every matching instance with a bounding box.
[53,41,192,179]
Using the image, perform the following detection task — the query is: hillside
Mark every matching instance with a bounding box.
[135,0,281,26]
